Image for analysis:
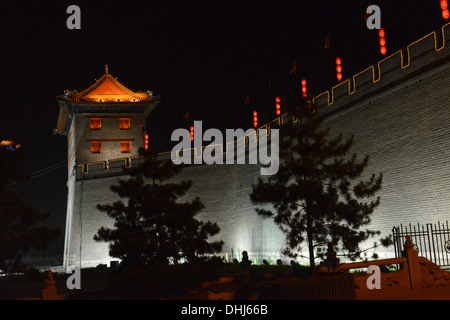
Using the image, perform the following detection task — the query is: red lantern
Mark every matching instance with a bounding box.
[301,79,307,98]
[443,8,450,20]
[275,97,281,115]
[441,0,448,9]
[379,28,387,55]
[336,57,342,81]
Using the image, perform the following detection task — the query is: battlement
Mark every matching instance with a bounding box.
[74,23,450,176]
[74,156,145,180]
[313,22,450,113]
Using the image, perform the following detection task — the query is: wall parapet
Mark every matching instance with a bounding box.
[313,22,450,112]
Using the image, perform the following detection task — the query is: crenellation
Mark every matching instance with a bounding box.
[330,79,352,104]
[352,67,375,94]
[443,23,450,47]
[379,51,403,76]
[408,33,437,61]
[313,91,330,110]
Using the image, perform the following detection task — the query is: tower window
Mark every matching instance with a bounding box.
[91,141,102,153]
[90,118,101,130]
[119,118,131,130]
[120,141,131,153]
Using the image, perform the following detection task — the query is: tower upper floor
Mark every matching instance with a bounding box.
[54,66,160,167]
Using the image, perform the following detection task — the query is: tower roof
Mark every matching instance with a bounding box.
[54,66,160,135]
[59,65,155,103]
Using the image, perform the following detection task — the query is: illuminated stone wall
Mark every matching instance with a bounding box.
[63,23,450,270]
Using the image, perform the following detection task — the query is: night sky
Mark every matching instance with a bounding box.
[1,1,445,259]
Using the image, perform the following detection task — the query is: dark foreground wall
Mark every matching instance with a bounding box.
[64,23,450,270]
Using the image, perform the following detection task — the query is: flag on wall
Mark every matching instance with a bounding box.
[324,33,330,49]
[289,60,297,75]
[244,94,250,105]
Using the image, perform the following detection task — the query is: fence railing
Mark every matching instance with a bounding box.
[271,274,356,300]
[392,221,450,268]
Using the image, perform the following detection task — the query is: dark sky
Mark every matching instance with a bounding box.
[0,1,445,258]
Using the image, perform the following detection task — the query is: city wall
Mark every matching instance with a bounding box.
[64,23,450,269]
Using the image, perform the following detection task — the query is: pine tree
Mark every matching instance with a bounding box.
[250,98,388,272]
[0,147,61,274]
[94,147,223,297]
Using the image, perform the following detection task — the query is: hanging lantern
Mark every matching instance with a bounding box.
[379,28,387,55]
[275,97,281,115]
[336,57,342,81]
[441,1,449,20]
[144,133,149,149]
[301,79,307,98]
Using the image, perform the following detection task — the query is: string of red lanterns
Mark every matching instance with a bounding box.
[336,57,343,81]
[144,133,149,149]
[442,0,450,20]
[190,126,194,142]
[379,28,387,55]
[301,79,307,98]
[253,111,258,128]
[275,97,281,115]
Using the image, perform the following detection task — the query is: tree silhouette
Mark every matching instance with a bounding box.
[0,147,60,274]
[94,147,223,297]
[250,98,388,272]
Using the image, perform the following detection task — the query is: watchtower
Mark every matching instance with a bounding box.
[54,66,160,270]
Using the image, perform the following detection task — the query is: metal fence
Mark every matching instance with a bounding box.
[392,221,450,269]
[271,274,356,300]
